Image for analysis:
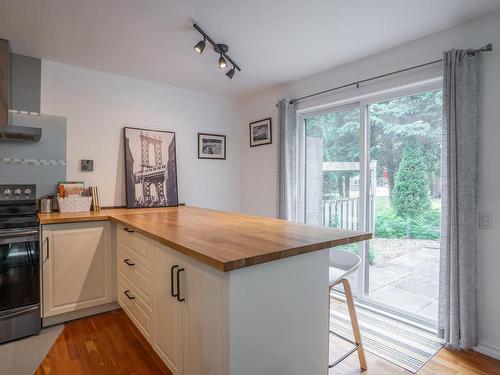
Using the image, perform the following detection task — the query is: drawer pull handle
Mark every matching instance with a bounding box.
[123,227,135,233]
[123,258,135,266]
[171,265,179,298]
[177,268,185,302]
[124,290,136,300]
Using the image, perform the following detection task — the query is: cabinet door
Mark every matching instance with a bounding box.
[183,259,228,375]
[152,242,184,375]
[42,222,112,317]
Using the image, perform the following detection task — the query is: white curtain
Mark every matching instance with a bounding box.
[277,99,298,220]
[438,49,480,349]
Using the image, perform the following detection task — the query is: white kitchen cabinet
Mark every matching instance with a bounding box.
[182,255,228,375]
[116,223,228,375]
[42,221,114,317]
[152,242,228,375]
[116,228,154,342]
[152,242,185,375]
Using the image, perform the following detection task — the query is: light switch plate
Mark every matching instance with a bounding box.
[479,213,491,229]
[81,159,94,172]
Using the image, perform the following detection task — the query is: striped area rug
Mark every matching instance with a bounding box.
[330,303,444,373]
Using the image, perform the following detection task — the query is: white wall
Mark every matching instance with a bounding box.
[41,61,242,211]
[240,11,500,357]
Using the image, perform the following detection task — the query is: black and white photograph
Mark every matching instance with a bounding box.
[123,127,178,208]
[198,133,226,159]
[249,118,272,147]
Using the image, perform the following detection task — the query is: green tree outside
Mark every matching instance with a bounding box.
[392,146,431,218]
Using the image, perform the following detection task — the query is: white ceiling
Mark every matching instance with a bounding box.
[1,0,500,98]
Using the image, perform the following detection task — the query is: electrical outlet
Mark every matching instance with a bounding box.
[479,213,491,229]
[81,159,94,172]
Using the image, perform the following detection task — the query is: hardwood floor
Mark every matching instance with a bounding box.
[34,309,500,375]
[329,333,500,375]
[35,309,171,375]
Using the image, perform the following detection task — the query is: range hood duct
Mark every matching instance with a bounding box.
[0,39,41,142]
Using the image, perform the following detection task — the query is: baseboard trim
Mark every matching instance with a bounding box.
[42,302,120,327]
[475,342,500,360]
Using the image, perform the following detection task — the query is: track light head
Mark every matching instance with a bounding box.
[193,39,206,54]
[225,67,235,79]
[219,55,227,69]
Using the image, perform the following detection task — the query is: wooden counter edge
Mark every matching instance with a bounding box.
[38,214,111,224]
[39,211,373,272]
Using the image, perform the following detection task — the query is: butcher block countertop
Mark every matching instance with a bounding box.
[39,206,371,272]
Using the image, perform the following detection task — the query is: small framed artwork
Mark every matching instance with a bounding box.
[123,127,179,208]
[198,133,226,160]
[249,118,272,147]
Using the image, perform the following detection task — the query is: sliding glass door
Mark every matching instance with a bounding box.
[304,105,361,294]
[303,85,443,326]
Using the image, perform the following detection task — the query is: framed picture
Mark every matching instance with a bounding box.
[249,118,272,147]
[198,133,226,160]
[123,127,178,208]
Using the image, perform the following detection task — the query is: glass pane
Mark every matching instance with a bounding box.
[304,106,361,295]
[367,89,442,322]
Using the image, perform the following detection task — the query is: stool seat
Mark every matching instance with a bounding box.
[329,249,361,286]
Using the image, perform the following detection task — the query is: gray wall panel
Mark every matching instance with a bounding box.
[0,113,66,197]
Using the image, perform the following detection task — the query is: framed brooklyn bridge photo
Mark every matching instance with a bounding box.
[123,127,178,208]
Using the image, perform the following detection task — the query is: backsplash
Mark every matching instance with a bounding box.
[0,113,66,197]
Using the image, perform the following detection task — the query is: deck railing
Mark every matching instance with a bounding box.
[322,196,374,231]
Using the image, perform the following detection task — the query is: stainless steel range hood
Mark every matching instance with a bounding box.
[0,39,41,142]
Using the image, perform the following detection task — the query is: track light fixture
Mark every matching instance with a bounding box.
[193,38,206,54]
[225,67,235,79]
[192,23,241,79]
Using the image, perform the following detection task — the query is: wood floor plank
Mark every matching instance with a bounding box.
[35,309,172,375]
[36,309,500,375]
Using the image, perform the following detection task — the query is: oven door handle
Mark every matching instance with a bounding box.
[0,229,39,239]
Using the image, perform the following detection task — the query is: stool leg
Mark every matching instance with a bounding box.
[341,278,367,370]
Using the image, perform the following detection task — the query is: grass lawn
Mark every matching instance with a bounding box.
[373,195,441,241]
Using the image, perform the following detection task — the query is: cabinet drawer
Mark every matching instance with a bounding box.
[117,248,152,304]
[118,275,152,341]
[117,225,152,270]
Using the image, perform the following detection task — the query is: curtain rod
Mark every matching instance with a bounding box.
[288,43,493,105]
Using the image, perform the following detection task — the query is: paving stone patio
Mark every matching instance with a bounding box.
[340,238,440,322]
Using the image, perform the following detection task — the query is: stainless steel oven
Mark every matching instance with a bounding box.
[0,184,41,343]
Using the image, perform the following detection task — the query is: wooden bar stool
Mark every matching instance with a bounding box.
[329,249,367,371]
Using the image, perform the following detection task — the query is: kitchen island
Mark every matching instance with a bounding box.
[39,206,371,375]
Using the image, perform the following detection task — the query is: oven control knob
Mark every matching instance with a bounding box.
[14,188,21,195]
[24,188,32,195]
[3,188,11,195]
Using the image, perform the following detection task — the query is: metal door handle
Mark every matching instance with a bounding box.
[123,227,134,233]
[123,258,135,266]
[124,290,135,300]
[177,268,185,302]
[171,265,179,297]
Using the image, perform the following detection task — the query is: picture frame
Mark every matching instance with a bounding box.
[198,133,227,160]
[123,126,179,208]
[249,118,272,147]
